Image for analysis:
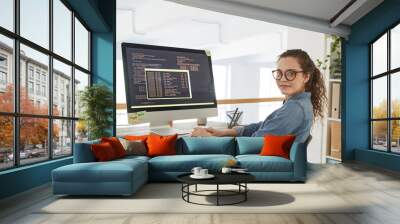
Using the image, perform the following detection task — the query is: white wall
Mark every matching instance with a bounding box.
[286,27,326,163]
[116,0,327,163]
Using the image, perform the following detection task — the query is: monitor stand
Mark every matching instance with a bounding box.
[149,121,191,135]
[149,120,173,128]
[197,117,207,126]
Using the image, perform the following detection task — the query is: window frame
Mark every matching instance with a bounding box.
[0,0,92,171]
[370,20,400,154]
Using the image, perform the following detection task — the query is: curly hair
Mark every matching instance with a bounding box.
[278,49,327,120]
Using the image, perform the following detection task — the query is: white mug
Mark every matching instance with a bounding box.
[191,167,202,176]
[221,167,232,174]
[200,169,208,176]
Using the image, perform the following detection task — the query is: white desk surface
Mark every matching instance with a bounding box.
[116,121,229,137]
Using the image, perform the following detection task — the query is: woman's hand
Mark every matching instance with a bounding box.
[190,127,212,137]
[205,127,225,137]
[190,127,238,137]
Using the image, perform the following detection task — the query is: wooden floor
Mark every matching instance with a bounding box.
[1,162,400,224]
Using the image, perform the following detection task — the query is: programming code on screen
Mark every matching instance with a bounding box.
[122,43,216,112]
[145,69,192,99]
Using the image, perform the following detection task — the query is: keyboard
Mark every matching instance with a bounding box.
[150,127,192,136]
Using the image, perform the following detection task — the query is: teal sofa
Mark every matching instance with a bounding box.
[52,136,310,196]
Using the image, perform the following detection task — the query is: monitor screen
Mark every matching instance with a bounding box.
[122,43,217,113]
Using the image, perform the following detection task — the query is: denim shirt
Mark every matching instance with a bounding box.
[234,91,313,143]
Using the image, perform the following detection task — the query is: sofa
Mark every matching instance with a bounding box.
[52,136,311,196]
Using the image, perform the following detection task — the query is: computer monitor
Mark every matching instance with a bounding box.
[121,43,218,127]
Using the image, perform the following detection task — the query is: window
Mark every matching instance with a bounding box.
[0,54,8,88]
[0,34,14,113]
[0,0,91,170]
[20,0,49,49]
[35,70,41,81]
[0,54,7,67]
[53,0,72,60]
[28,81,34,94]
[74,69,89,118]
[36,84,40,95]
[0,116,13,170]
[29,67,34,80]
[370,23,400,153]
[53,59,71,116]
[0,71,6,85]
[20,117,49,165]
[42,85,46,97]
[75,18,89,70]
[53,119,72,158]
[0,0,14,31]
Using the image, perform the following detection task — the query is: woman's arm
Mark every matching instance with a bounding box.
[190,121,264,137]
[251,101,305,137]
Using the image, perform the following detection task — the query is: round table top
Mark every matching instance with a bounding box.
[177,172,255,185]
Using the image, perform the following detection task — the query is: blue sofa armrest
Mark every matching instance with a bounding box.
[73,140,100,163]
[289,141,307,182]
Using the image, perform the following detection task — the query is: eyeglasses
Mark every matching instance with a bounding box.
[272,69,304,81]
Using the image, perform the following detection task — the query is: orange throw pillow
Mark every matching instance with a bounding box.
[124,135,148,142]
[259,135,296,159]
[91,142,117,162]
[101,137,127,158]
[146,134,178,157]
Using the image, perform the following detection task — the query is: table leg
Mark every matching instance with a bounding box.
[195,184,197,192]
[187,184,190,202]
[217,184,219,206]
[245,183,247,201]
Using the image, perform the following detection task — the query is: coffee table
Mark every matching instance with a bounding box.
[177,172,255,206]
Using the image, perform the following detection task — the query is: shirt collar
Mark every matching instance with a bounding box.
[287,91,311,101]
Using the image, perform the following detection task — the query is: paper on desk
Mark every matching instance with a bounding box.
[128,111,146,124]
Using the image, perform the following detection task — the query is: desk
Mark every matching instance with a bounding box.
[116,121,228,137]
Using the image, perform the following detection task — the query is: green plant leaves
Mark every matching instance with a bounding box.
[79,84,113,140]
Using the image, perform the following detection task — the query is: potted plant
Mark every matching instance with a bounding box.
[79,84,113,140]
[316,35,342,79]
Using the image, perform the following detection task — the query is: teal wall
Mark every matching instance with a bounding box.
[344,0,400,171]
[0,158,72,199]
[0,0,116,200]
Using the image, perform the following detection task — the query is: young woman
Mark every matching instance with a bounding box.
[191,49,327,143]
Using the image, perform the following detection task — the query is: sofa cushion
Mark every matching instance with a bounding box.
[236,155,293,172]
[147,134,178,157]
[120,138,147,156]
[101,137,127,158]
[148,154,235,172]
[53,156,148,183]
[259,135,296,159]
[235,137,264,155]
[73,140,100,163]
[91,142,118,161]
[178,137,236,155]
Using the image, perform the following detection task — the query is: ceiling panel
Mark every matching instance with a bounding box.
[226,0,352,21]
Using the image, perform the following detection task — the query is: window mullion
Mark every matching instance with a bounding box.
[48,0,54,160]
[388,30,391,152]
[71,10,76,154]
[13,0,20,167]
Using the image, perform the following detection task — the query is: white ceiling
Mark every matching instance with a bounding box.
[116,0,383,62]
[226,0,353,22]
[117,0,289,61]
[166,0,384,37]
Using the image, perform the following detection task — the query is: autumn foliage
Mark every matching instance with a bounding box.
[372,99,400,141]
[0,84,59,150]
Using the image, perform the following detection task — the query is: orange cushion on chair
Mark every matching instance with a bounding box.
[146,134,178,157]
[259,135,296,159]
[101,137,127,158]
[91,142,118,162]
